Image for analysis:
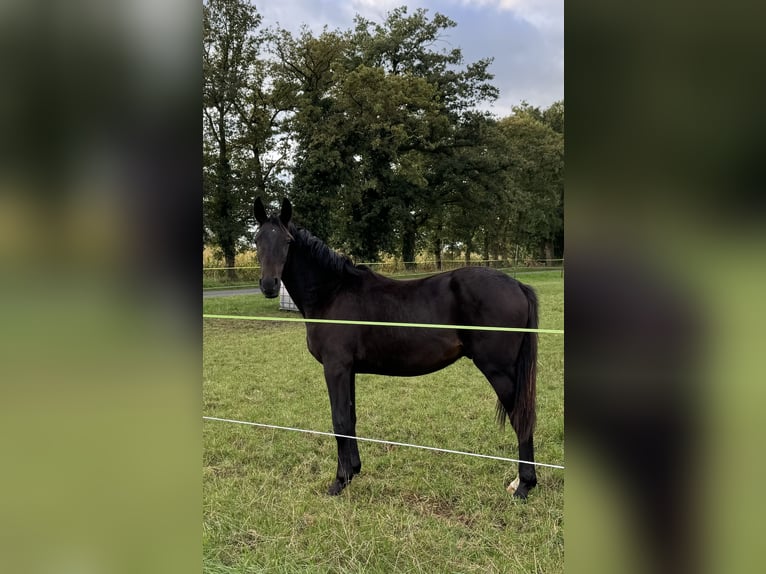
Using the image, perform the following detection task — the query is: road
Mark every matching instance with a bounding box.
[203,287,262,299]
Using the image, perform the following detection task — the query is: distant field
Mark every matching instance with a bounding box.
[203,272,564,573]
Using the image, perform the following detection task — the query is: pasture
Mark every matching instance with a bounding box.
[203,270,563,573]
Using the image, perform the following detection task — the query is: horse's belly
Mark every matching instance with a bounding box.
[355,331,464,376]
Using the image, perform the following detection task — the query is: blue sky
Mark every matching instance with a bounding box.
[256,0,564,116]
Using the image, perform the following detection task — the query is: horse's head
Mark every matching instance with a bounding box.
[253,197,293,298]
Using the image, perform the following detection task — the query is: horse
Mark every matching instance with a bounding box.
[253,197,539,498]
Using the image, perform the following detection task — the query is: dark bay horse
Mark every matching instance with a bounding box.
[253,197,539,498]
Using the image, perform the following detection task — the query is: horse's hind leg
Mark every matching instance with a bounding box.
[510,433,537,500]
[323,361,361,495]
[477,365,538,499]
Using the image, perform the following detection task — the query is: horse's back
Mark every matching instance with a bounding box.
[347,265,531,330]
[447,266,530,317]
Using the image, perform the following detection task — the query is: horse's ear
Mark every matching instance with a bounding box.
[279,198,292,226]
[254,197,267,225]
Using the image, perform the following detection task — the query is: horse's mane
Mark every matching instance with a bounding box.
[289,224,367,277]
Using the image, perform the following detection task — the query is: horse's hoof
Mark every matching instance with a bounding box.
[508,476,534,500]
[512,488,529,500]
[327,479,347,496]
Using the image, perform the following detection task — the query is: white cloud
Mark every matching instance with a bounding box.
[254,0,563,110]
[455,0,562,30]
[256,0,403,34]
[348,0,403,11]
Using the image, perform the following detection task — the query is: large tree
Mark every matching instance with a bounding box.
[273,6,499,263]
[270,27,353,244]
[203,0,290,277]
[499,102,564,261]
[203,0,259,276]
[423,111,511,267]
[348,6,498,265]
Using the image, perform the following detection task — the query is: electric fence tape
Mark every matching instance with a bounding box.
[203,416,565,470]
[203,314,563,334]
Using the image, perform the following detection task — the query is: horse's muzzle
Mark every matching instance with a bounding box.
[259,277,280,298]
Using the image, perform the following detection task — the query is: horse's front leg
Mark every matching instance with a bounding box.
[323,360,361,495]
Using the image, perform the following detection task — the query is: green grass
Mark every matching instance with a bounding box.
[203,273,563,573]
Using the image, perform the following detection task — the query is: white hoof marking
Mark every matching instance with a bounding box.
[507,476,520,493]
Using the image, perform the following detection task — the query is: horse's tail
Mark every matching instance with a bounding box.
[496,282,538,442]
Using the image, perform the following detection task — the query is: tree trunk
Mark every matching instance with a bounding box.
[217,113,237,282]
[482,231,490,267]
[432,236,442,271]
[225,251,237,281]
[251,143,266,199]
[544,241,553,266]
[431,219,443,271]
[401,221,416,271]
[464,237,472,265]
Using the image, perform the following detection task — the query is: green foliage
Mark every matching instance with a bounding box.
[203,0,259,269]
[203,0,292,273]
[271,6,506,263]
[202,4,564,267]
[498,110,564,259]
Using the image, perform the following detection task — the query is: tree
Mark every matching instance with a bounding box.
[269,7,504,263]
[498,103,564,261]
[233,28,295,209]
[542,100,564,135]
[348,7,498,266]
[422,111,511,267]
[203,0,260,277]
[270,27,354,244]
[330,63,445,261]
[203,0,290,278]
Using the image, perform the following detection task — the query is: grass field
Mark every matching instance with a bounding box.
[203,271,563,573]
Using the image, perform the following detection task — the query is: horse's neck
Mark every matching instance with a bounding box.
[282,239,344,316]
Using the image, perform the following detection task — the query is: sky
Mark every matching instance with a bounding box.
[255,0,564,117]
